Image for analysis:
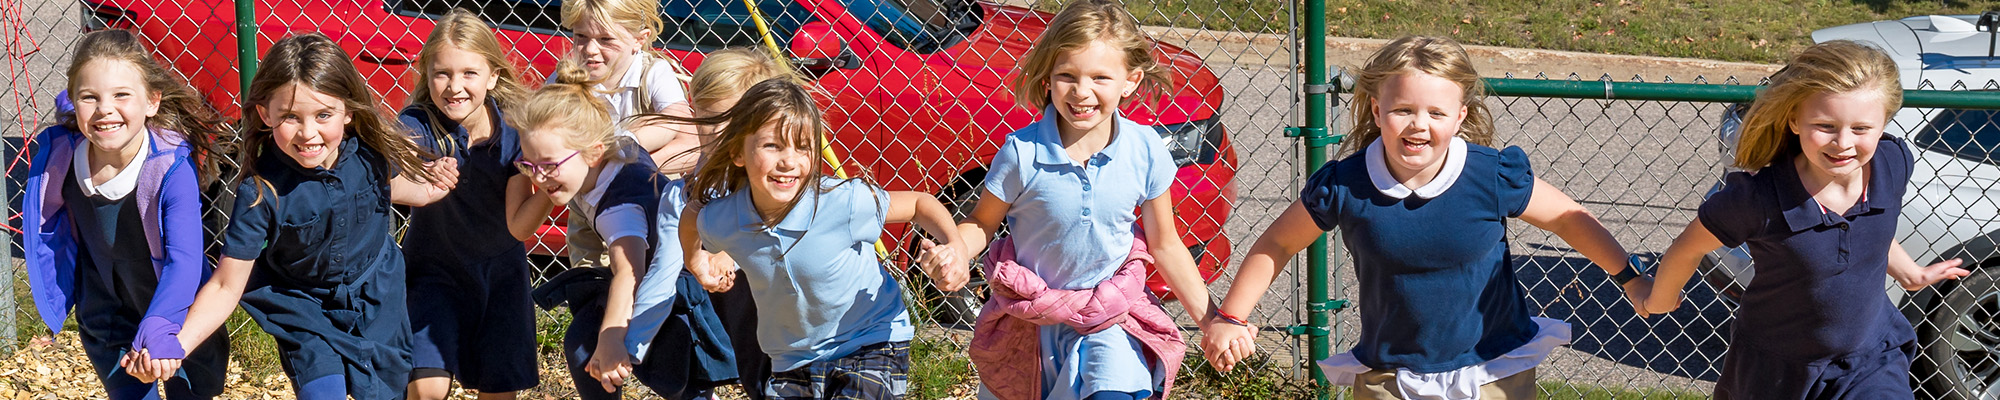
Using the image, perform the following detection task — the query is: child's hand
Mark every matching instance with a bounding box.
[1622,276,1655,318]
[916,239,969,291]
[1900,258,1970,291]
[691,252,736,292]
[1645,284,1683,314]
[1199,320,1258,372]
[585,335,633,393]
[119,350,157,383]
[425,157,461,190]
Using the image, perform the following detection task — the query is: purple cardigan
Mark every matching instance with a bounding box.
[24,125,205,359]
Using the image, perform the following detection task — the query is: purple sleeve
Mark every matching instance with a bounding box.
[131,156,202,359]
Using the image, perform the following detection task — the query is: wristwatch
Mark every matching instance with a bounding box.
[1612,254,1647,286]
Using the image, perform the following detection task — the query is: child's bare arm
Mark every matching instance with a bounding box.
[887,191,969,291]
[390,157,459,206]
[1650,219,1724,314]
[1202,200,1321,372]
[176,256,255,355]
[1517,178,1653,316]
[1139,195,1210,321]
[503,175,556,241]
[952,189,1009,264]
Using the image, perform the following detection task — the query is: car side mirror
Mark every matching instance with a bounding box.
[789,22,859,70]
[1980,11,2000,58]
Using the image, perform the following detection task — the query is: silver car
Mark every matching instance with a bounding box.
[1706,12,2000,400]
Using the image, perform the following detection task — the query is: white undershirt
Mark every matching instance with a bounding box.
[71,132,151,200]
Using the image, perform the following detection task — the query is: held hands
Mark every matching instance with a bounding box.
[692,251,737,293]
[585,332,633,393]
[1899,258,1970,291]
[916,239,969,291]
[1198,316,1258,373]
[117,349,182,383]
[424,157,461,191]
[1622,276,1656,318]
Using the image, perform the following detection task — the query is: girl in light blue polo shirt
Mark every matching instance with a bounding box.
[951,2,1218,399]
[1199,36,1649,400]
[678,78,969,400]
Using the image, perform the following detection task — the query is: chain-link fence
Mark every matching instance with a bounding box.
[10,0,2000,398]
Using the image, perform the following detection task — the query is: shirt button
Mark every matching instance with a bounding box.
[1083,183,1091,191]
[1082,208,1092,216]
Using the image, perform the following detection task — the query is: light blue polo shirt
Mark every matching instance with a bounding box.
[983,109,1177,398]
[627,178,689,361]
[984,108,1176,290]
[696,177,913,371]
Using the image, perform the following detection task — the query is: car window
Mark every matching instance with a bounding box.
[840,0,978,53]
[1912,108,2000,165]
[385,0,814,52]
[386,0,568,35]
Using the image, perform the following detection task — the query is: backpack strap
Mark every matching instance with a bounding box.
[136,128,185,264]
[630,54,694,113]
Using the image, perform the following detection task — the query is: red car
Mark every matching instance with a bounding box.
[78,0,1238,301]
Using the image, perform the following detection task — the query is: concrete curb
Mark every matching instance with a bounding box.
[1141,26,1781,83]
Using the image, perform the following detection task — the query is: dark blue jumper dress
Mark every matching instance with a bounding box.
[64,173,231,400]
[1698,136,1919,400]
[221,136,413,399]
[397,102,539,391]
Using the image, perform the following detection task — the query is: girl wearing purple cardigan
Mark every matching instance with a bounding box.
[23,29,231,400]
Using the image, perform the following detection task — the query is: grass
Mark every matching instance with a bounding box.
[1539,381,1709,400]
[1025,0,2000,64]
[909,337,975,398]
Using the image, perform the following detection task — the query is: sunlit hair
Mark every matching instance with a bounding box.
[65,29,228,185]
[1339,35,1494,156]
[409,8,529,111]
[560,0,664,57]
[1733,40,1901,170]
[507,60,642,166]
[237,33,441,193]
[1010,0,1171,111]
[637,78,867,228]
[688,48,799,111]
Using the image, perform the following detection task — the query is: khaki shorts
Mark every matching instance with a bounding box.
[1352,368,1537,400]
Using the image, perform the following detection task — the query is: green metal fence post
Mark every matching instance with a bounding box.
[237,0,256,101]
[1303,0,1334,397]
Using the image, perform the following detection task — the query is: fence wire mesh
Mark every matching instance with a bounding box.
[8,0,2000,399]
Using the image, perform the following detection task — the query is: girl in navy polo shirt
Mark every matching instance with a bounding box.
[949,2,1216,398]
[122,33,459,400]
[676,78,969,400]
[1200,36,1650,400]
[398,9,547,399]
[26,29,231,400]
[1647,41,1969,400]
[516,61,735,400]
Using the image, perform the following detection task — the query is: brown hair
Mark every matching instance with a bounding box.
[1339,35,1495,156]
[507,60,643,166]
[1733,40,1902,170]
[237,33,441,190]
[637,78,861,228]
[1009,0,1171,111]
[409,8,529,110]
[66,29,228,185]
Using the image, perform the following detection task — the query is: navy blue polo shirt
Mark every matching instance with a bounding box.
[1300,139,1539,373]
[220,135,412,398]
[397,102,527,263]
[1699,135,1916,360]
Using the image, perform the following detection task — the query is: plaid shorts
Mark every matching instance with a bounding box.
[767,341,910,400]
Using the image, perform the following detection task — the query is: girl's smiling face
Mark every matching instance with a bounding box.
[736,119,813,216]
[517,127,594,204]
[427,45,497,124]
[1046,39,1142,139]
[257,82,351,169]
[1790,89,1888,180]
[70,59,160,160]
[568,17,648,83]
[1370,71,1468,180]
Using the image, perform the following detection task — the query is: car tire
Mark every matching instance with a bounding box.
[1920,264,2000,400]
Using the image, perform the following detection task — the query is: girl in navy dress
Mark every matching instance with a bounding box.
[676,78,969,400]
[949,2,1214,398]
[25,29,230,400]
[398,8,546,399]
[124,32,458,400]
[1648,41,1970,400]
[516,61,734,400]
[1199,36,1650,400]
